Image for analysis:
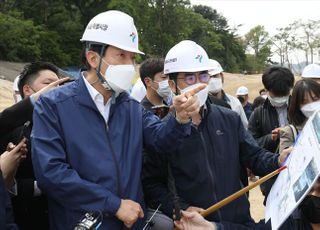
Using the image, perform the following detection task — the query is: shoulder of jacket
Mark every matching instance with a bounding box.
[40,82,76,104]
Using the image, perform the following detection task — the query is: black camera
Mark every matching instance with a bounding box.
[74,211,102,230]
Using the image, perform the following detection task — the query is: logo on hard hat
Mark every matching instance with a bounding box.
[195,54,203,63]
[130,32,136,43]
[87,23,108,31]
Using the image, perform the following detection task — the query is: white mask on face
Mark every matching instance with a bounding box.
[268,95,289,107]
[207,77,223,94]
[300,100,320,118]
[180,83,208,106]
[156,80,173,103]
[100,59,136,96]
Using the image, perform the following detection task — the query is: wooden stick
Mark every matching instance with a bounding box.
[201,165,287,217]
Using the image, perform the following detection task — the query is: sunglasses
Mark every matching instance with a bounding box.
[177,72,210,85]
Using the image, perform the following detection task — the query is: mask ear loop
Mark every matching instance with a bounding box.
[88,44,116,104]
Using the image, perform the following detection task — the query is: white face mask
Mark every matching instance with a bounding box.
[268,95,289,107]
[100,59,136,96]
[207,77,223,94]
[300,100,320,118]
[156,80,173,103]
[180,83,208,106]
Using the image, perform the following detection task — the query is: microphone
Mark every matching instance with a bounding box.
[74,211,102,230]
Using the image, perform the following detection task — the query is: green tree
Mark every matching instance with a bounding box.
[245,25,272,72]
[0,13,69,66]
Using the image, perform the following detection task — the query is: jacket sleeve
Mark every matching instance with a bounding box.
[142,110,191,154]
[0,172,18,230]
[0,98,33,137]
[248,108,277,151]
[279,126,294,153]
[238,115,279,176]
[31,97,121,215]
[142,150,189,217]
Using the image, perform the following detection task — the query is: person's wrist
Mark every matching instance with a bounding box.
[175,113,190,124]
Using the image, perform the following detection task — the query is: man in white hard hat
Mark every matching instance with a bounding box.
[31,11,202,230]
[207,59,248,129]
[143,40,290,229]
[236,86,252,120]
[301,63,320,83]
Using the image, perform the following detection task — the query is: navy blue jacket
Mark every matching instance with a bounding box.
[143,103,279,229]
[31,75,191,230]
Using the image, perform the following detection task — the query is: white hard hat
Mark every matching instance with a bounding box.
[302,63,320,78]
[164,40,211,74]
[81,10,144,54]
[13,75,20,91]
[236,86,249,96]
[208,59,223,76]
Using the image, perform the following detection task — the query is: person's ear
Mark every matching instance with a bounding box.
[86,51,99,69]
[144,77,153,88]
[169,80,176,94]
[22,85,32,97]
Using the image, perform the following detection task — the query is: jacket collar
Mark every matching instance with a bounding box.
[74,71,132,111]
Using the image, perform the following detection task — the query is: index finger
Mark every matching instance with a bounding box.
[184,84,206,98]
[11,138,27,153]
[50,77,71,87]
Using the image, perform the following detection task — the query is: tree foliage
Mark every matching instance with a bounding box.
[0,0,247,72]
[244,25,272,72]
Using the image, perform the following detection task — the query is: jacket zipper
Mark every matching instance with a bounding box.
[98,111,122,197]
[199,125,222,221]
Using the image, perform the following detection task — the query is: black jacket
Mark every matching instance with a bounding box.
[0,122,49,230]
[142,103,279,229]
[0,171,18,230]
[0,98,33,137]
[248,98,280,153]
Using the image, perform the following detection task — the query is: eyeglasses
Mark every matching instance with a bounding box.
[177,72,210,85]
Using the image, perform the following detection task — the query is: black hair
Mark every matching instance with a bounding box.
[81,43,108,70]
[262,66,294,96]
[18,62,58,98]
[288,79,320,127]
[252,96,266,110]
[139,58,164,88]
[259,88,266,95]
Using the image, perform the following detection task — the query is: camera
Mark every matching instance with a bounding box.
[74,211,102,230]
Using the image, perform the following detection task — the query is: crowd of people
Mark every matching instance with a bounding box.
[1,10,320,230]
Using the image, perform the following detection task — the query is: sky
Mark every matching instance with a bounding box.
[190,0,320,64]
[190,0,320,37]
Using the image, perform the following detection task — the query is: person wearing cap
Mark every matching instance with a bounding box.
[139,57,173,113]
[31,11,202,230]
[301,63,320,83]
[236,86,253,120]
[207,59,249,129]
[248,66,295,203]
[143,40,290,229]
